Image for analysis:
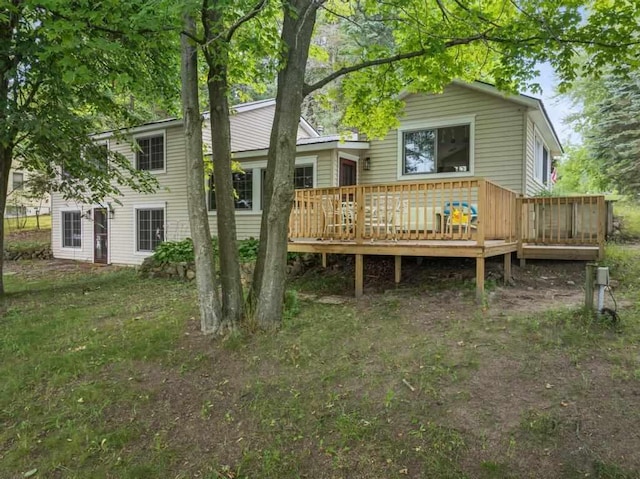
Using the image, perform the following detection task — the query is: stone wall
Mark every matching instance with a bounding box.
[3,245,53,261]
[139,256,255,286]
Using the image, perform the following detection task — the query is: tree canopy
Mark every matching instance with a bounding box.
[561,70,640,196]
[0,0,181,295]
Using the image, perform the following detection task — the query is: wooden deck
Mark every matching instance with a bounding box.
[287,180,606,300]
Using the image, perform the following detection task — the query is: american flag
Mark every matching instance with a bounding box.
[550,167,558,184]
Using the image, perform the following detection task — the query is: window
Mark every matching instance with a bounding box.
[93,143,109,172]
[208,171,253,210]
[401,124,471,176]
[261,165,314,209]
[62,211,82,248]
[136,134,164,171]
[534,135,550,184]
[12,172,24,191]
[136,208,165,252]
[294,165,314,189]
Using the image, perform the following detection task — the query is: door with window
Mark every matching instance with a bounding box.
[93,208,108,264]
[339,158,357,187]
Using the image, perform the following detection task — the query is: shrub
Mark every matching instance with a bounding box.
[238,237,259,262]
[153,238,195,263]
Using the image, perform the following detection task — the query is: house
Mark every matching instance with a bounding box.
[5,165,51,218]
[50,82,605,298]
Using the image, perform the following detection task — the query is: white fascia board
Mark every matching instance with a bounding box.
[92,119,183,140]
[232,141,370,159]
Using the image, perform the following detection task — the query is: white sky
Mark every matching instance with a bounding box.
[532,62,580,147]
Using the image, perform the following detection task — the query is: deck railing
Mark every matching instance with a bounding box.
[289,178,518,244]
[517,195,606,247]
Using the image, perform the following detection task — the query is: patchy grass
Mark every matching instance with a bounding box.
[614,201,640,241]
[1,249,640,478]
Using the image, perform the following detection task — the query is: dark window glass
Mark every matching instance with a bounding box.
[62,211,81,248]
[136,135,164,171]
[208,171,253,210]
[136,208,164,251]
[261,166,313,210]
[403,124,470,175]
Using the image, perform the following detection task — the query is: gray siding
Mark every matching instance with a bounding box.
[360,84,526,193]
[524,116,546,196]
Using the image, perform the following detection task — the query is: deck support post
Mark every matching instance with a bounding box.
[504,252,512,284]
[355,254,364,298]
[322,253,327,268]
[395,256,401,284]
[475,256,485,302]
[519,258,526,268]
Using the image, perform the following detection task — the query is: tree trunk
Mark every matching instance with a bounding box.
[253,0,318,328]
[0,145,13,297]
[180,13,224,335]
[204,8,244,325]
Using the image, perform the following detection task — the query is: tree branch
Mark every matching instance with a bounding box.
[225,0,269,42]
[303,34,486,95]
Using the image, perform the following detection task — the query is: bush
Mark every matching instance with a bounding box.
[238,237,259,262]
[153,238,195,263]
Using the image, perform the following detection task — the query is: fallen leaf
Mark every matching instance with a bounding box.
[23,469,38,478]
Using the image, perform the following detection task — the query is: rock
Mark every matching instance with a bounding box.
[566,280,575,285]
[186,269,196,280]
[176,263,185,278]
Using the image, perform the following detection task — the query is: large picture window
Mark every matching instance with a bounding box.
[62,211,81,248]
[136,134,164,171]
[401,123,470,176]
[208,171,253,210]
[136,208,164,252]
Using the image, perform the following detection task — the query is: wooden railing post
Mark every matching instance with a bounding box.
[515,196,523,256]
[476,179,486,247]
[355,185,364,244]
[597,195,606,260]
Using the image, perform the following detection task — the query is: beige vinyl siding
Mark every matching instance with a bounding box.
[206,149,335,239]
[50,196,94,262]
[360,84,526,193]
[524,116,546,196]
[230,105,315,152]
[230,107,274,151]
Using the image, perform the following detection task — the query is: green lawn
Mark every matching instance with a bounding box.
[1,204,640,478]
[3,214,51,234]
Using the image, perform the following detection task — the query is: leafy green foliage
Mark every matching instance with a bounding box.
[237,237,259,262]
[152,237,263,264]
[153,238,196,263]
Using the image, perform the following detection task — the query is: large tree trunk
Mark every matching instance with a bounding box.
[204,7,244,325]
[253,0,318,328]
[0,145,13,297]
[180,13,224,334]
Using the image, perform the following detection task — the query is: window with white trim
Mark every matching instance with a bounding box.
[62,211,82,248]
[208,171,254,210]
[401,123,471,176]
[261,165,314,209]
[136,134,164,171]
[136,208,165,252]
[12,172,24,191]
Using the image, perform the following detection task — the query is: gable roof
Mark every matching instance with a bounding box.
[92,98,319,147]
